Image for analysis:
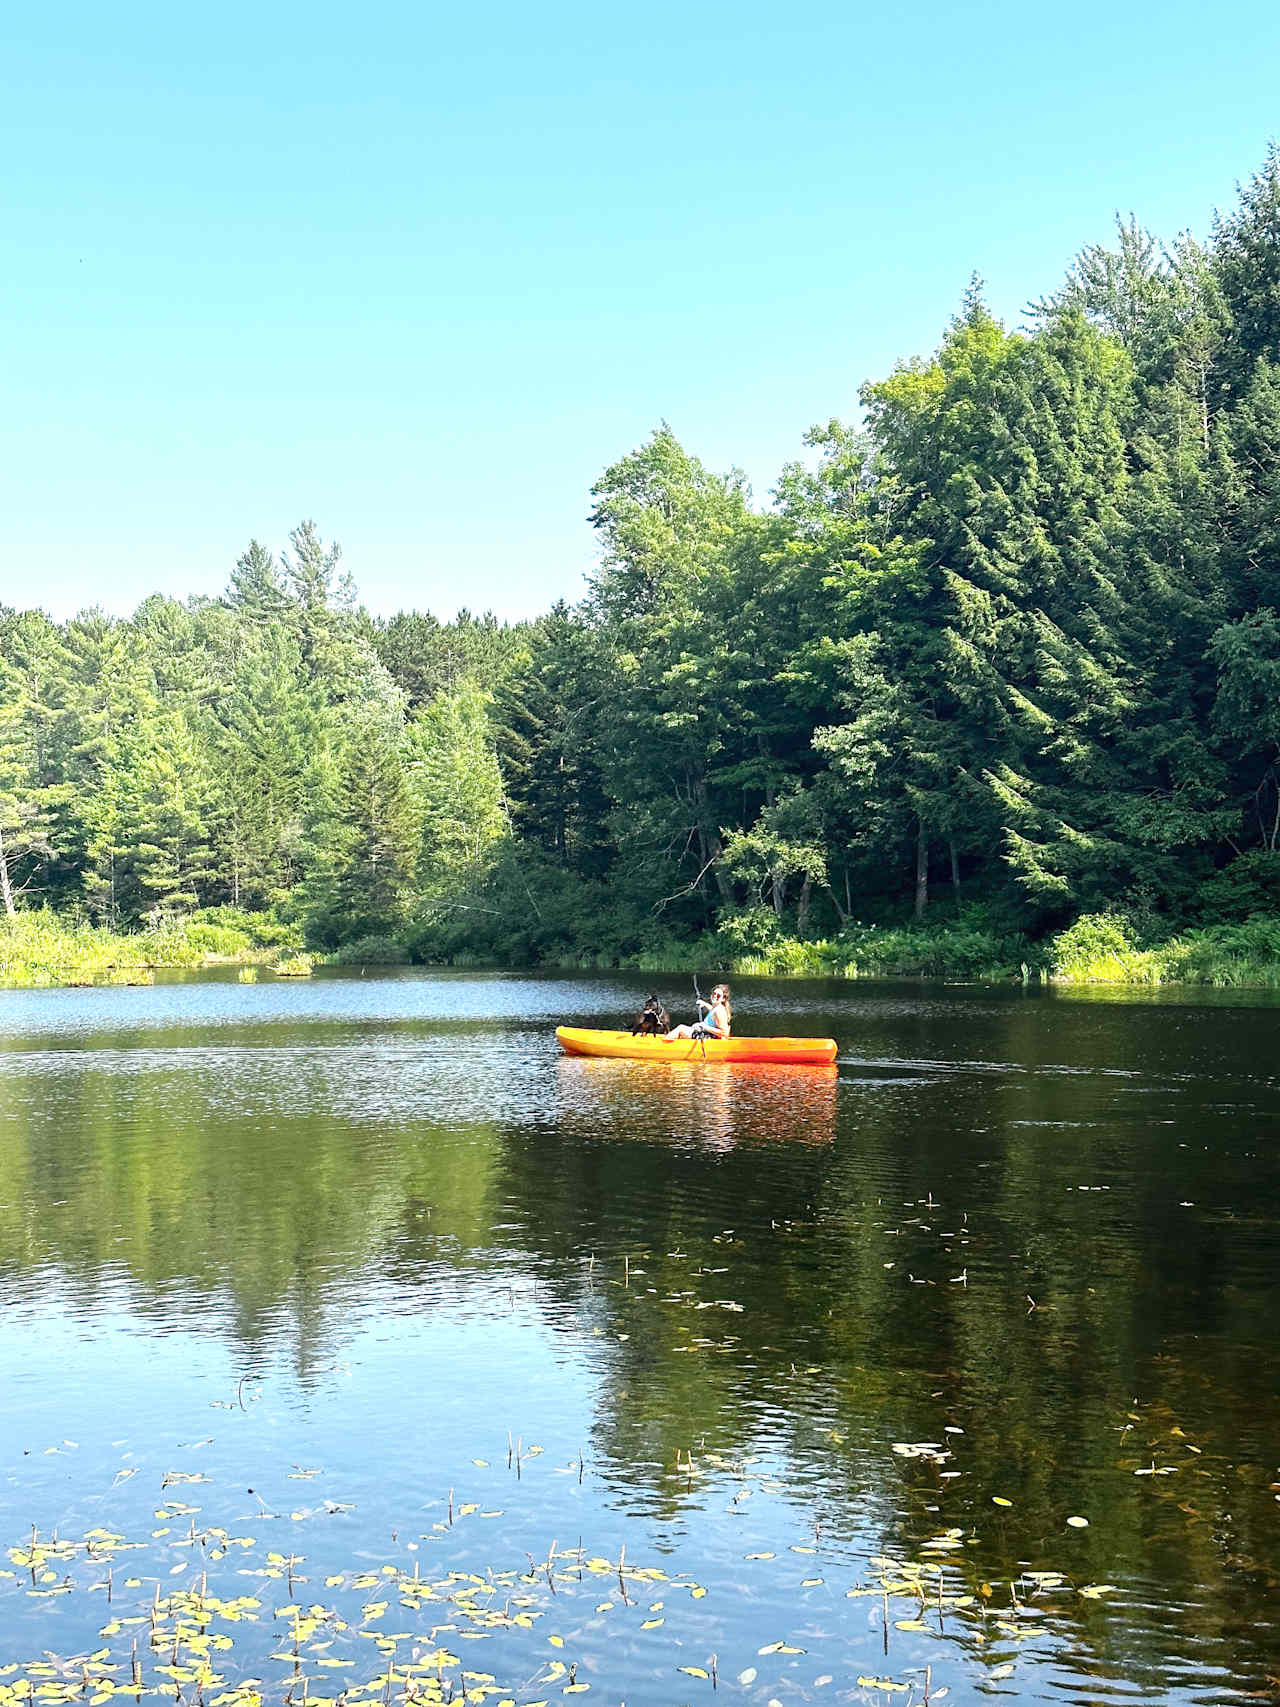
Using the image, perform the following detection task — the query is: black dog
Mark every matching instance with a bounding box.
[630,993,671,1036]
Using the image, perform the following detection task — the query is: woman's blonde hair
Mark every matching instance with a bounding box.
[712,982,731,1008]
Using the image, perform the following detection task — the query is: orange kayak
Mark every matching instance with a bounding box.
[555,1027,838,1066]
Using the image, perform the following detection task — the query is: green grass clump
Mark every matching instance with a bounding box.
[274,951,315,976]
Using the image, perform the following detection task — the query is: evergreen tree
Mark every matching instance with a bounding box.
[493,603,612,879]
[406,681,507,892]
[206,623,320,906]
[1211,143,1280,405]
[226,540,291,623]
[0,612,70,915]
[108,709,217,921]
[57,612,160,924]
[373,609,521,710]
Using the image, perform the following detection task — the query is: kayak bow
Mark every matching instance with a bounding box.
[555,1026,838,1066]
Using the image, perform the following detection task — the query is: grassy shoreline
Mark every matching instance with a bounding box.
[0,908,305,988]
[5,907,1280,991]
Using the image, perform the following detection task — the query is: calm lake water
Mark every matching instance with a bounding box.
[1,971,1278,1704]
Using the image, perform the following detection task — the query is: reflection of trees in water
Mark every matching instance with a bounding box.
[4,1039,1280,1692]
[0,1063,502,1382]
[496,1065,1280,1692]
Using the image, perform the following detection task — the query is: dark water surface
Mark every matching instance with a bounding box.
[1,971,1278,1704]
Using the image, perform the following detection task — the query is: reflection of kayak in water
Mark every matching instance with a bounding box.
[555,1027,838,1066]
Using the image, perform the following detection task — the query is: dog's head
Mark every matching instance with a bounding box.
[631,993,670,1035]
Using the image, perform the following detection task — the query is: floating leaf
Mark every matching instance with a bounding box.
[678,1667,709,1680]
[1066,1515,1089,1528]
[992,1496,1013,1507]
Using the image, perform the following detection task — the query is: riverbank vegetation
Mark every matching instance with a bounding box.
[0,906,300,986]
[5,149,1280,988]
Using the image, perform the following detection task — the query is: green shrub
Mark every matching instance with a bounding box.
[712,907,785,959]
[1046,914,1163,984]
[183,922,254,956]
[836,920,1026,980]
[1160,915,1280,986]
[1198,851,1280,923]
[188,906,302,948]
[330,935,412,966]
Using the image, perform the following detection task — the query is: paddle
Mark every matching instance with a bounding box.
[692,974,708,1061]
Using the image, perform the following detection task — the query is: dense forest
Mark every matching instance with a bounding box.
[5,150,1280,977]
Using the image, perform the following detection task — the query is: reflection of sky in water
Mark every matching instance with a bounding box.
[0,1036,552,1128]
[0,970,605,1038]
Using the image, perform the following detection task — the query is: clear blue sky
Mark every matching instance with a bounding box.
[3,0,1278,623]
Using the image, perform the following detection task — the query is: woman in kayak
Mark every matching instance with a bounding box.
[666,983,732,1041]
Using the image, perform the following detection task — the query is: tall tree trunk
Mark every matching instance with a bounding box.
[914,819,928,921]
[0,825,16,919]
[692,774,733,902]
[797,875,812,936]
[771,872,786,917]
[824,879,849,927]
[949,838,961,898]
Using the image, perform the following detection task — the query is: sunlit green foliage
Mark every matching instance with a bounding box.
[6,150,1280,979]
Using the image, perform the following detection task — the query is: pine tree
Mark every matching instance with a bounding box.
[109,709,216,921]
[493,603,612,878]
[57,612,160,924]
[0,611,72,914]
[226,540,291,622]
[206,623,320,905]
[405,682,507,892]
[1211,144,1280,406]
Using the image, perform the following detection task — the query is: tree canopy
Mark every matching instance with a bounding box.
[7,153,1280,955]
